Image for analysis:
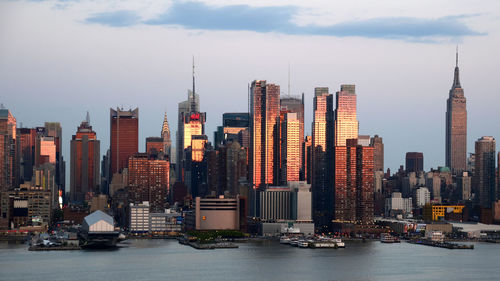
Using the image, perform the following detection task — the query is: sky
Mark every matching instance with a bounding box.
[1,0,500,189]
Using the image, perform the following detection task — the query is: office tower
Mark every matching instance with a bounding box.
[446,50,467,173]
[128,153,170,211]
[370,135,384,171]
[331,85,361,224]
[110,108,139,175]
[473,137,496,208]
[280,112,300,184]
[185,135,208,197]
[214,113,249,148]
[311,87,333,230]
[36,136,56,165]
[334,85,358,146]
[177,61,206,182]
[44,122,65,193]
[146,137,164,158]
[0,107,17,191]
[280,94,304,179]
[161,112,172,160]
[303,136,312,184]
[406,152,424,173]
[17,128,36,184]
[249,80,280,189]
[70,117,100,202]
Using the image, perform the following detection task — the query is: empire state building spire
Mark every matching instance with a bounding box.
[452,46,461,89]
[446,46,467,173]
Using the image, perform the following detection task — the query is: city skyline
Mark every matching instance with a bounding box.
[2,0,500,188]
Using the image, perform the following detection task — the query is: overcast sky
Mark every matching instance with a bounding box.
[1,0,499,188]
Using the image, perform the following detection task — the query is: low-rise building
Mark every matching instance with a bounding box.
[184,196,240,231]
[129,202,149,235]
[149,210,182,235]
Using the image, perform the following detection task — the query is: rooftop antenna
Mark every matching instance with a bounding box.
[86,111,90,124]
[456,45,459,67]
[191,56,196,112]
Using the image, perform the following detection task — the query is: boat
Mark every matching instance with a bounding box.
[298,241,309,248]
[380,233,400,243]
[280,236,291,244]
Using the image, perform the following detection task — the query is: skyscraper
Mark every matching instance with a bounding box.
[370,135,384,172]
[70,117,100,202]
[311,87,333,230]
[44,122,65,193]
[0,107,17,191]
[446,50,467,173]
[334,85,358,146]
[406,152,424,173]
[110,108,139,175]
[249,80,280,189]
[332,85,362,223]
[17,128,36,184]
[280,95,304,179]
[161,112,172,160]
[473,137,496,208]
[176,61,206,182]
[280,112,300,183]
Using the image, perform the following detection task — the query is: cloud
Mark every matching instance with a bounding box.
[85,10,141,27]
[85,1,483,41]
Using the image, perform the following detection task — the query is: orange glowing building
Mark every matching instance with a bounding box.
[110,108,139,175]
[128,153,170,211]
[249,80,280,189]
[280,112,300,183]
[334,85,358,146]
[70,119,100,202]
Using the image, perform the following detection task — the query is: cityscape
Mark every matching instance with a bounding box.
[1,1,500,280]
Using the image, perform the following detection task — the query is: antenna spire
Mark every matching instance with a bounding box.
[456,45,459,67]
[192,56,195,96]
[85,111,90,124]
[288,63,291,96]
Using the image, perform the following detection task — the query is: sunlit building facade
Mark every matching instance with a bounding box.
[110,108,139,175]
[334,85,358,146]
[249,80,280,189]
[280,112,300,184]
[70,120,100,202]
[280,95,304,179]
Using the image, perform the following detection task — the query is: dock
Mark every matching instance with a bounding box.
[408,239,474,249]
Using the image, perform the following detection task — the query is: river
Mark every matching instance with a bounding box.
[0,239,498,280]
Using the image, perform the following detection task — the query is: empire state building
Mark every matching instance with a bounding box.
[446,49,467,173]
